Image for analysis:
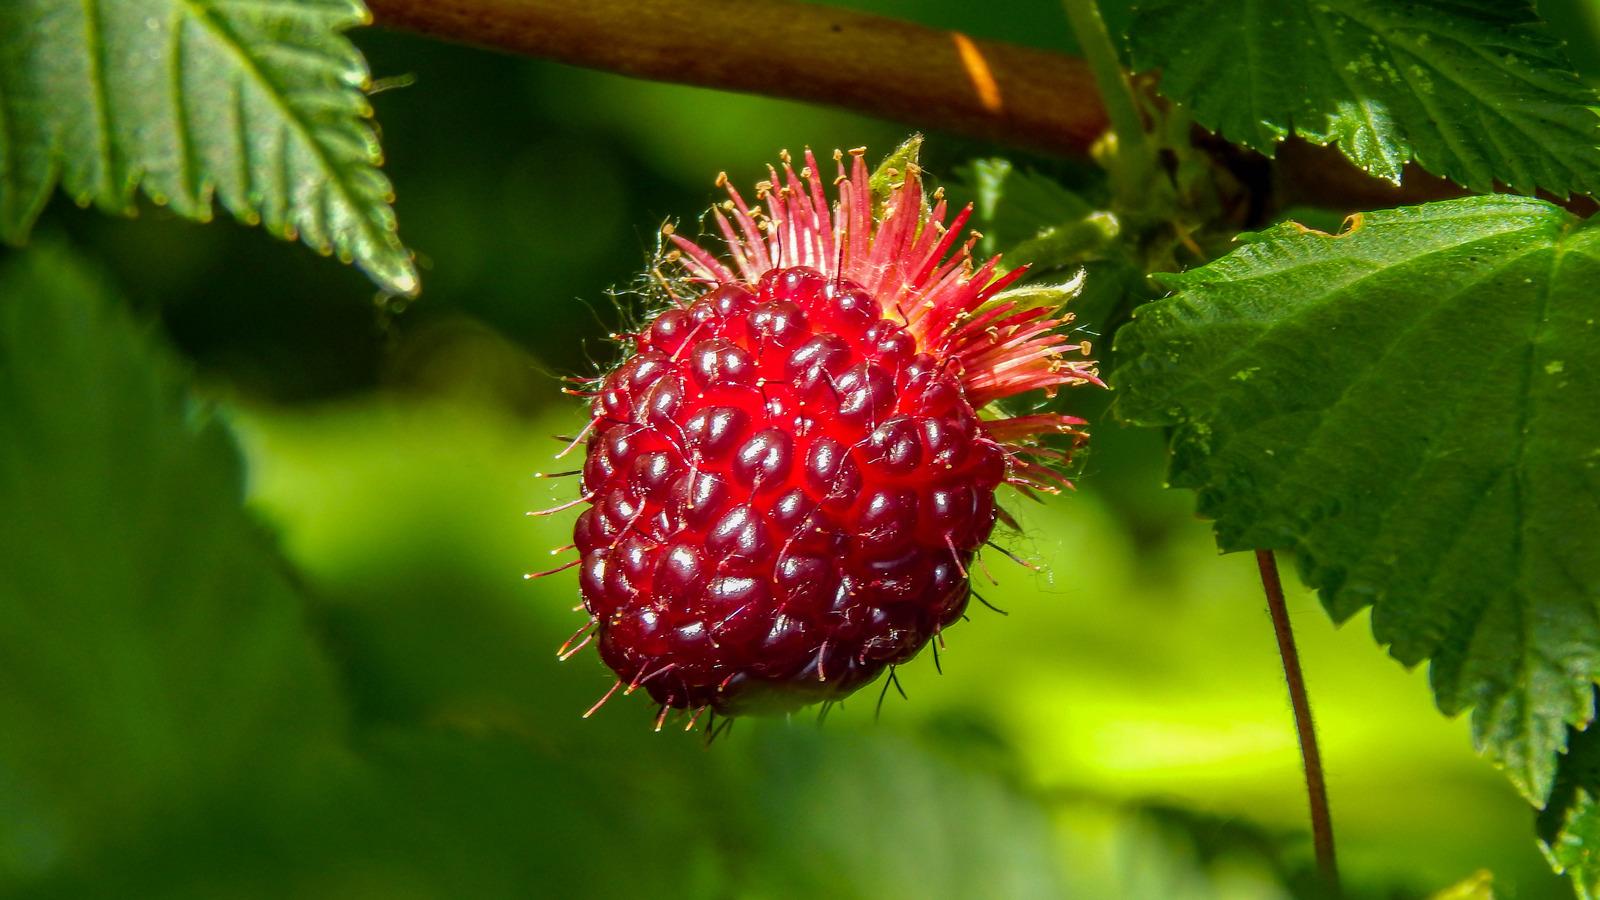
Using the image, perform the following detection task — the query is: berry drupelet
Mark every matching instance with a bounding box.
[551,148,1100,721]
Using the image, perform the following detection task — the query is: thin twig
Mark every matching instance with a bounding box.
[1256,549,1340,895]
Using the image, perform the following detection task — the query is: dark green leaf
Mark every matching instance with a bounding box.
[1114,195,1600,803]
[1539,711,1600,897]
[1126,0,1600,197]
[0,248,346,883]
[0,0,416,294]
[961,158,1114,270]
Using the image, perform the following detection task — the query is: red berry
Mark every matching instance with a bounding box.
[555,149,1101,718]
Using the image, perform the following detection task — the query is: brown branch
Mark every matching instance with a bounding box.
[365,0,1110,157]
[365,0,1585,217]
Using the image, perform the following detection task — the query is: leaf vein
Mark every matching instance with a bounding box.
[175,0,380,251]
[80,0,115,201]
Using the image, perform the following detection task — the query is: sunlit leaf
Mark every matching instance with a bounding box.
[1541,713,1600,898]
[1127,0,1600,197]
[0,0,416,293]
[1115,195,1600,803]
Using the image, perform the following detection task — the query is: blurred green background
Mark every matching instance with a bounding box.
[7,1,1600,897]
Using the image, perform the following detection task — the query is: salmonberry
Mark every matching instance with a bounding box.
[543,147,1100,721]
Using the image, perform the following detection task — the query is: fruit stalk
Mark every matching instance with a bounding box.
[1256,549,1340,895]
[1059,0,1152,207]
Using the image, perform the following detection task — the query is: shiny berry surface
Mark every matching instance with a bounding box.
[576,267,1004,713]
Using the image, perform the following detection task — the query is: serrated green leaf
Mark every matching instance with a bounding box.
[1540,715,1600,897]
[1113,195,1600,803]
[1126,0,1600,197]
[0,248,345,881]
[0,0,417,294]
